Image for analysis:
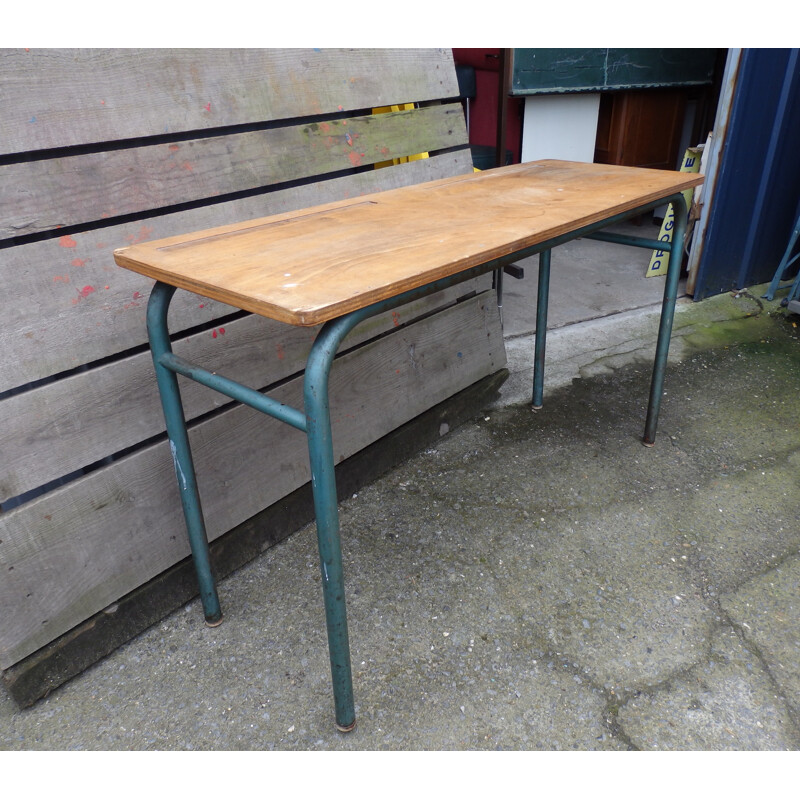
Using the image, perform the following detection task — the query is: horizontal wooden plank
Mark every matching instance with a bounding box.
[116,160,704,326]
[0,279,486,503]
[1,104,467,240]
[1,48,460,156]
[1,151,473,394]
[0,292,505,668]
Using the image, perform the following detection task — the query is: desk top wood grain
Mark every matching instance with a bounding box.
[114,160,703,326]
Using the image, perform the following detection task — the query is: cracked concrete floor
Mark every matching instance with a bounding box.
[1,283,798,752]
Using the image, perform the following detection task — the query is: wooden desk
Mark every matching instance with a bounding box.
[114,159,703,731]
[116,160,701,325]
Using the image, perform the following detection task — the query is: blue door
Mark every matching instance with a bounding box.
[694,49,800,300]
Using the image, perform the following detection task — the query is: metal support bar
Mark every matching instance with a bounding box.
[584,231,674,252]
[146,283,222,626]
[532,249,551,410]
[495,266,504,318]
[643,193,688,446]
[787,271,800,305]
[493,49,512,318]
[302,313,367,733]
[764,212,800,301]
[158,352,307,432]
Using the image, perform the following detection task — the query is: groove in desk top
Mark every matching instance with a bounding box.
[114,160,703,326]
[156,201,381,251]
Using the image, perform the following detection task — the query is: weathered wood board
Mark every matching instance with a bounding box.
[1,153,473,394]
[1,48,460,153]
[1,278,487,503]
[1,104,465,238]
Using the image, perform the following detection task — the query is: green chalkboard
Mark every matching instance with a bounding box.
[511,49,718,95]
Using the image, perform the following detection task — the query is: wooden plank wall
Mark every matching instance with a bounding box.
[0,49,506,679]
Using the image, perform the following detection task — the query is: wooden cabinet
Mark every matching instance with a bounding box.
[594,88,687,170]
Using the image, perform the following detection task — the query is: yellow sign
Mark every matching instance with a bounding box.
[646,147,702,277]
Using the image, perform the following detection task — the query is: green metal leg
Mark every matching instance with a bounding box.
[643,195,688,446]
[146,282,223,626]
[302,314,367,732]
[532,249,551,410]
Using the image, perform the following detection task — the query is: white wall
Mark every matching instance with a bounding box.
[521,93,601,163]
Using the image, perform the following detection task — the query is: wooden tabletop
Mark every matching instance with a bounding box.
[114,159,703,326]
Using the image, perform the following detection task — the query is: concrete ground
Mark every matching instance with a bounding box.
[1,222,799,752]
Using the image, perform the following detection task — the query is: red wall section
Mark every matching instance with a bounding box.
[452,48,523,163]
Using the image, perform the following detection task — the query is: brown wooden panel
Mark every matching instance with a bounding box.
[1,104,467,239]
[0,48,460,156]
[0,280,484,503]
[594,89,687,170]
[0,151,473,394]
[116,160,705,326]
[0,292,505,668]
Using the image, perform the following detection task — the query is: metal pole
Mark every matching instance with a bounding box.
[302,313,366,732]
[532,249,551,410]
[643,194,688,446]
[493,48,513,318]
[146,282,223,626]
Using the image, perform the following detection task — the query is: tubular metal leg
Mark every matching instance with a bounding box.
[643,196,688,446]
[303,315,362,733]
[146,282,223,626]
[532,249,552,410]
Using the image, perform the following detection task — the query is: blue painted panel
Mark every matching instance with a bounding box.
[694,49,800,299]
